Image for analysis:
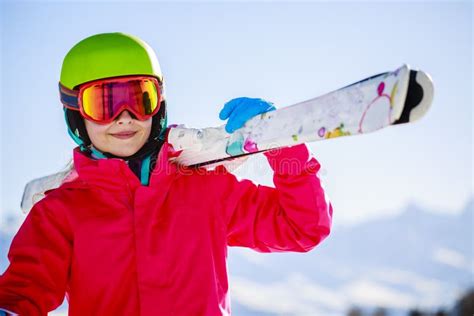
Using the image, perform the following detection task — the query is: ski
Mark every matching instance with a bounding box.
[20,64,433,213]
[167,64,433,168]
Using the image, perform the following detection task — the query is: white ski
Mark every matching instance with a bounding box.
[20,64,433,213]
[167,64,433,168]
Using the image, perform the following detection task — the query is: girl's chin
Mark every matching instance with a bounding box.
[91,134,148,157]
[97,143,143,157]
[106,137,146,157]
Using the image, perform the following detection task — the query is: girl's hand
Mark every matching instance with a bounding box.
[219,97,276,133]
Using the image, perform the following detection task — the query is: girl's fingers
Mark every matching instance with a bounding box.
[219,97,247,120]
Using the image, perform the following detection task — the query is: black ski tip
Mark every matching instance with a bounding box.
[394,70,423,124]
[394,70,434,125]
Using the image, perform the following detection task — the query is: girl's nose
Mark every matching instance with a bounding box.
[116,110,134,125]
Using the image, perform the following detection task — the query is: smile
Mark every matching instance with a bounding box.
[110,131,137,139]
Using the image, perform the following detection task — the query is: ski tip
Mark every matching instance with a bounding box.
[394,69,434,125]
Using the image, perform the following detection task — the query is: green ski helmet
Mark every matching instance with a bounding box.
[59,32,167,159]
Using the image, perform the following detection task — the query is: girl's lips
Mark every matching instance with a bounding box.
[110,131,137,139]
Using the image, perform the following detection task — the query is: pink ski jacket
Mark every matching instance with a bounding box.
[0,141,332,316]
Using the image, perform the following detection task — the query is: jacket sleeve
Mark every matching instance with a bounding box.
[219,143,333,252]
[0,198,72,315]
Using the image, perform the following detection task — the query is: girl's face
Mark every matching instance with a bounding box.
[84,110,152,157]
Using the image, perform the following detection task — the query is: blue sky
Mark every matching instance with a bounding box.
[1,1,472,225]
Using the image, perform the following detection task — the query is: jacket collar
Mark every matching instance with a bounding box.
[72,142,178,192]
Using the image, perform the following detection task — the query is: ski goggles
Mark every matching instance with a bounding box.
[59,75,163,124]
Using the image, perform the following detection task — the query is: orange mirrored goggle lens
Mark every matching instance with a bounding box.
[80,77,161,123]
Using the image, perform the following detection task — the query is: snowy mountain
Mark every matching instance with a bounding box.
[0,199,472,315]
[228,199,473,315]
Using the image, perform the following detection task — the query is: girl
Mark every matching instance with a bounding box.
[0,32,333,316]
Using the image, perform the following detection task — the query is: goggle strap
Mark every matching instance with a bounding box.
[59,82,80,109]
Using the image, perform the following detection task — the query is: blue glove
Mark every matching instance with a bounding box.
[219,97,276,133]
